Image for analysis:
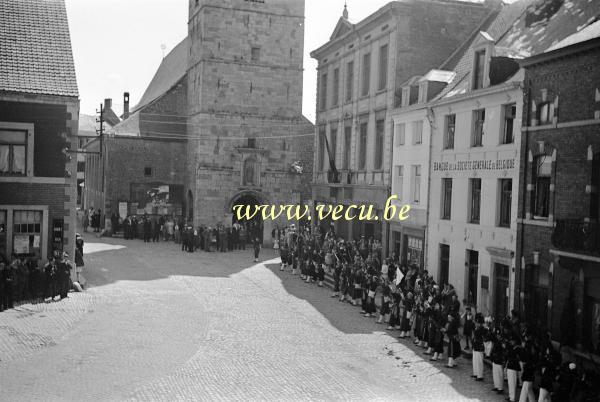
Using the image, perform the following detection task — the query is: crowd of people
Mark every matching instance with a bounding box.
[115,213,263,256]
[274,224,600,402]
[0,235,84,312]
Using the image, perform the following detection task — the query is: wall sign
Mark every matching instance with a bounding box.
[52,218,64,251]
[433,158,516,172]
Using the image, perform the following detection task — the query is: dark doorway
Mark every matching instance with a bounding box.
[231,193,264,244]
[439,244,450,286]
[187,190,193,223]
[466,250,479,306]
[494,263,510,319]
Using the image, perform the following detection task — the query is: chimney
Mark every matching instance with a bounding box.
[104,98,112,111]
[123,92,130,119]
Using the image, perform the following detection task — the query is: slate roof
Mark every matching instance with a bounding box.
[132,37,189,113]
[0,0,78,97]
[436,0,600,100]
[546,18,600,52]
[107,111,140,137]
[79,113,112,136]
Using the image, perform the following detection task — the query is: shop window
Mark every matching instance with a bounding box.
[13,210,42,258]
[444,114,455,150]
[532,155,551,218]
[0,129,27,176]
[406,236,423,268]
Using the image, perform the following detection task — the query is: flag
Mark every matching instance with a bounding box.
[395,267,404,286]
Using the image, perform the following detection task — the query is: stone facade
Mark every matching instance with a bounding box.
[185,0,314,241]
[310,0,494,248]
[517,38,600,355]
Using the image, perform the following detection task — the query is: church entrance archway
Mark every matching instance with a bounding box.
[229,191,265,244]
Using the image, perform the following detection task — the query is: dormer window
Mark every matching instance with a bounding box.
[473,49,486,90]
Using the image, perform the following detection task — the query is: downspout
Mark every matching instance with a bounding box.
[424,105,435,271]
[518,79,531,315]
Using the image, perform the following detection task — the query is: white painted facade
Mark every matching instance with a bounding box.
[426,83,523,317]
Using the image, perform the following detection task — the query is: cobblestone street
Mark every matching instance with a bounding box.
[0,237,505,401]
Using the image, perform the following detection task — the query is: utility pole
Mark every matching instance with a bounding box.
[96,103,105,193]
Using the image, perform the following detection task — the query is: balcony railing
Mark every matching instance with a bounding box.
[551,219,600,257]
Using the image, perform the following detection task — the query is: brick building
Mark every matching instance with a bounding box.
[310,0,495,250]
[185,0,314,242]
[0,0,79,265]
[517,23,600,357]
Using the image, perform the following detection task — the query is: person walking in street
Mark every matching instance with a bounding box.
[253,237,261,262]
[471,313,486,382]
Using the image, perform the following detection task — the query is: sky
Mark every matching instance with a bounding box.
[65,0,399,122]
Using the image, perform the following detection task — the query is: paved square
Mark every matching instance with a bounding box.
[0,237,505,401]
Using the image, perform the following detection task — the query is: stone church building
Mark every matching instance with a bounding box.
[185,0,314,238]
[85,0,313,241]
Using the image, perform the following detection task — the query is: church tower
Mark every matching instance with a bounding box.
[185,0,313,238]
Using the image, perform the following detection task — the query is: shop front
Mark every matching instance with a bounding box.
[0,205,49,262]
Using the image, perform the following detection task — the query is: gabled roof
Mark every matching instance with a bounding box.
[107,111,140,137]
[436,0,600,100]
[132,37,189,113]
[0,0,78,97]
[330,17,353,41]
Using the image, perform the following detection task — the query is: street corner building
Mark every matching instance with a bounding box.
[310,0,497,250]
[0,0,79,266]
[84,0,314,242]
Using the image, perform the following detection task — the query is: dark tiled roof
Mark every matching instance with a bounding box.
[436,0,600,100]
[132,37,189,113]
[0,0,78,97]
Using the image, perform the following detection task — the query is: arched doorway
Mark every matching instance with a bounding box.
[187,190,194,223]
[229,191,265,244]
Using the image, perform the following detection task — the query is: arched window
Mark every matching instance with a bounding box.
[243,157,259,186]
[532,155,552,218]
